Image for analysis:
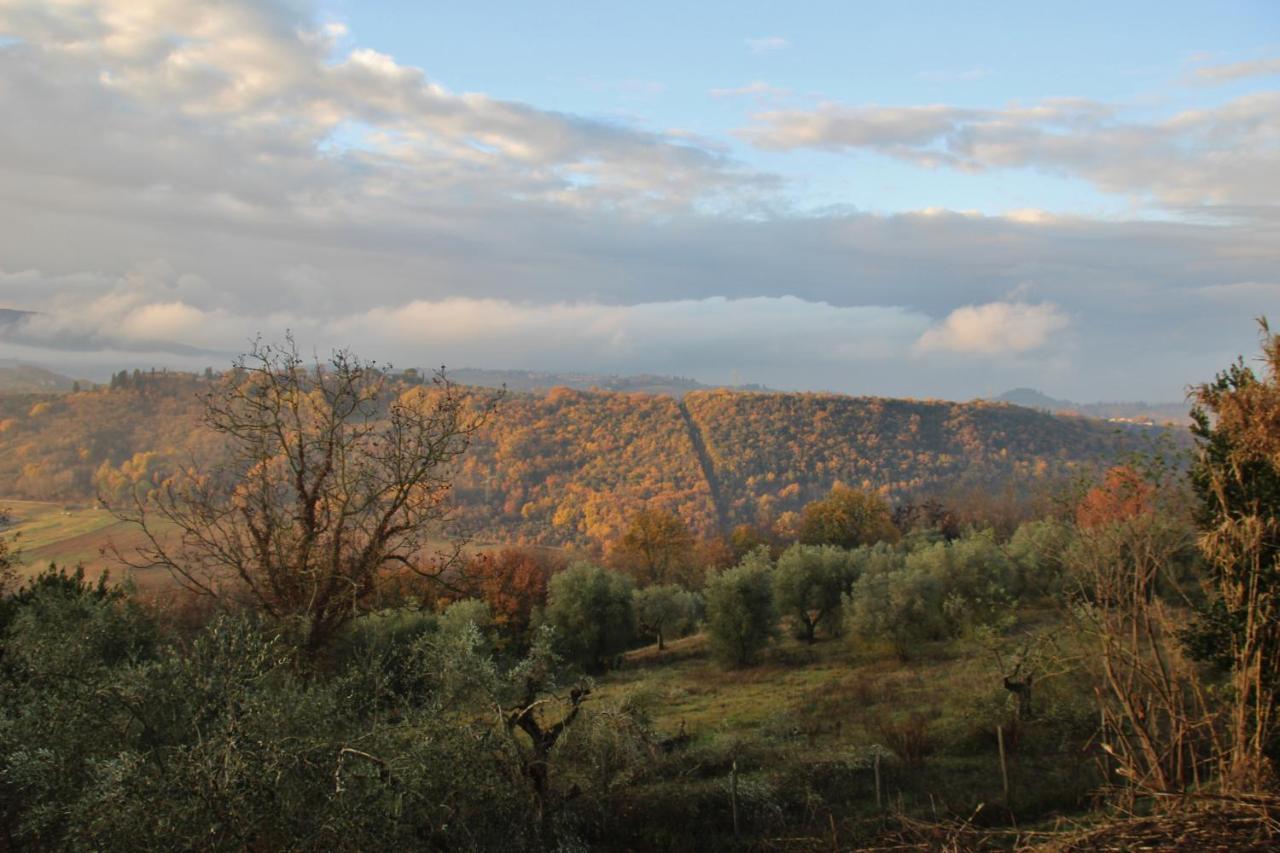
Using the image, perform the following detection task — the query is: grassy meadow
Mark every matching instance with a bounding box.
[0,500,171,588]
[573,612,1102,849]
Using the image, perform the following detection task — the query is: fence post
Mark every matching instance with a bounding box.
[997,724,1010,807]
[730,760,740,838]
[874,751,882,811]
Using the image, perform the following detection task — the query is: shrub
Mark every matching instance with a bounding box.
[844,566,946,659]
[632,584,697,650]
[875,712,936,768]
[544,562,635,671]
[772,543,856,643]
[798,485,900,549]
[704,548,776,667]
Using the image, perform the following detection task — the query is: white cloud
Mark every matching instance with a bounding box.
[0,0,760,215]
[1194,281,1280,305]
[916,302,1069,355]
[0,275,935,380]
[710,81,793,99]
[916,68,991,83]
[1194,57,1280,83]
[739,94,1280,209]
[746,36,790,54]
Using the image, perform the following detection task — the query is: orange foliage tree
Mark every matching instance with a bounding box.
[798,485,900,549]
[461,547,563,639]
[1076,465,1156,529]
[607,508,698,587]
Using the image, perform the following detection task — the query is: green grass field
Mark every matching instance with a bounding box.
[583,624,1101,849]
[0,499,175,589]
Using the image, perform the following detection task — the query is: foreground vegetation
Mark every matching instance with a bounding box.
[1,325,1277,850]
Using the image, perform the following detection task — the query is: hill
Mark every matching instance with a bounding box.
[995,387,1189,425]
[0,374,1182,548]
[438,367,771,396]
[0,360,80,393]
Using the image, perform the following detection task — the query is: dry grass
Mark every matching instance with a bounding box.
[1033,794,1280,852]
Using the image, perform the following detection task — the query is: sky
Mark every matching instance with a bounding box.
[0,0,1277,400]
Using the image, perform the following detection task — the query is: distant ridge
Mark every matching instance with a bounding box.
[994,387,1190,426]
[0,374,1180,546]
[432,368,773,397]
[0,360,79,393]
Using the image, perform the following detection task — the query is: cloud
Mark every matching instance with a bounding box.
[0,0,762,215]
[1,189,1271,400]
[1194,57,1280,83]
[710,81,793,99]
[1194,281,1280,305]
[916,302,1069,355]
[0,277,936,383]
[746,36,790,54]
[916,68,991,83]
[0,0,1275,401]
[739,94,1280,208]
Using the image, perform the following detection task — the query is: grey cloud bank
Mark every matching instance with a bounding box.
[0,0,1275,402]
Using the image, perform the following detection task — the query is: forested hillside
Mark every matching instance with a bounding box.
[0,374,1172,546]
[0,362,80,394]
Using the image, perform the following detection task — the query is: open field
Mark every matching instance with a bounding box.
[0,498,554,592]
[0,499,175,589]
[587,622,1100,847]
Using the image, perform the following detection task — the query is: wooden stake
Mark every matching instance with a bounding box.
[874,751,882,811]
[730,760,740,838]
[997,724,1010,807]
[1099,707,1109,781]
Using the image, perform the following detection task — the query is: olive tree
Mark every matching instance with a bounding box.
[544,563,635,672]
[772,543,855,643]
[844,565,946,660]
[704,548,776,667]
[438,598,496,653]
[631,583,696,651]
[115,335,493,652]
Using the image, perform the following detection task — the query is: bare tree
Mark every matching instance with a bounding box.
[113,336,495,651]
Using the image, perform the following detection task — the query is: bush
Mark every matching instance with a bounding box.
[438,598,496,651]
[772,543,857,643]
[704,549,776,667]
[875,712,936,768]
[798,485,900,549]
[632,584,697,650]
[844,566,946,659]
[544,562,635,672]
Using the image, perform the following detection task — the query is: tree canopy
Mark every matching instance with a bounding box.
[798,485,900,550]
[114,337,491,651]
